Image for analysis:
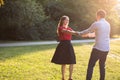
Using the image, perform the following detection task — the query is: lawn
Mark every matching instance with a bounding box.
[0,40,120,80]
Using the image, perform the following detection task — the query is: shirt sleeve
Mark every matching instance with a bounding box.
[59,27,64,32]
[79,22,97,35]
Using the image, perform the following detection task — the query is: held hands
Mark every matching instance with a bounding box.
[83,32,95,38]
[73,31,81,36]
[74,31,95,38]
[65,30,95,38]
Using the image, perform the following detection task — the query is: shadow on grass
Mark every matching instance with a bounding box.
[0,43,93,61]
[0,44,58,61]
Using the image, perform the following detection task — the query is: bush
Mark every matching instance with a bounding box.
[0,0,46,40]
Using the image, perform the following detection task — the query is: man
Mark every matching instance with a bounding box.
[79,9,110,80]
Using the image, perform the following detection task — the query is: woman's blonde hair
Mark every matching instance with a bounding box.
[57,15,69,36]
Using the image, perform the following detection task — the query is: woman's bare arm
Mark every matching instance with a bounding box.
[61,29,78,35]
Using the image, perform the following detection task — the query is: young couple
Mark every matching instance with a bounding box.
[51,9,110,80]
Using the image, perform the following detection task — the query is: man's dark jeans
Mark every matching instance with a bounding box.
[86,48,108,80]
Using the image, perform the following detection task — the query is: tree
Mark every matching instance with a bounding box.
[0,0,4,7]
[0,0,119,41]
[44,0,120,36]
[0,0,46,40]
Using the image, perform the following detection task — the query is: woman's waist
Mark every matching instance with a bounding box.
[60,40,71,42]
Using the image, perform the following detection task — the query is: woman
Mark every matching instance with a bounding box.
[51,15,77,80]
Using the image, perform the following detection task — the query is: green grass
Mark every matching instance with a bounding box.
[0,40,120,80]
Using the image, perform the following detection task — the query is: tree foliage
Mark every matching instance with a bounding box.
[0,0,46,40]
[0,0,4,7]
[0,0,120,40]
[44,0,120,35]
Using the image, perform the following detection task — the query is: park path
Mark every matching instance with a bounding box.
[0,38,120,47]
[0,39,95,47]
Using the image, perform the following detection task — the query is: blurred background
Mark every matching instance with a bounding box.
[0,0,120,41]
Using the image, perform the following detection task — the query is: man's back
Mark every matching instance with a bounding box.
[94,18,110,51]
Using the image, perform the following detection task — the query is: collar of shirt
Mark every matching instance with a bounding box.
[99,18,105,21]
